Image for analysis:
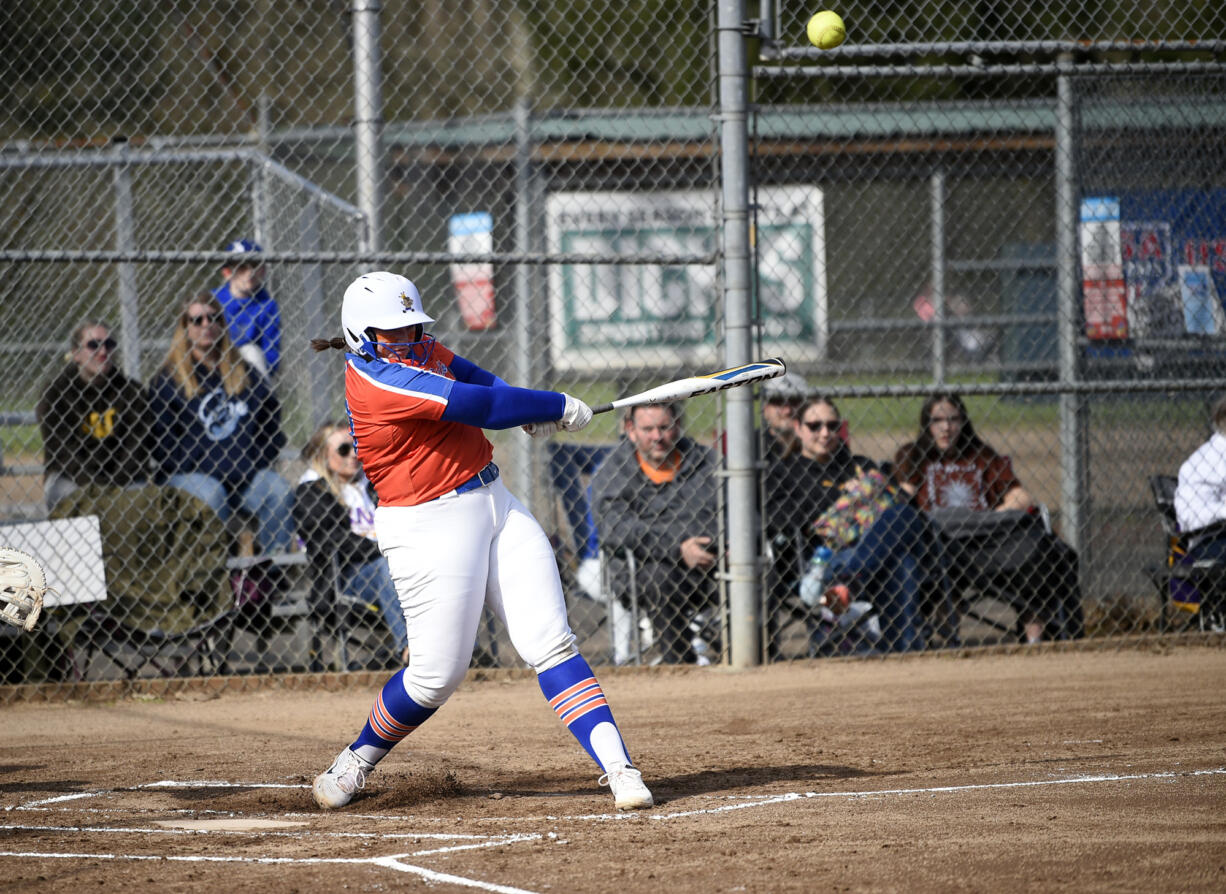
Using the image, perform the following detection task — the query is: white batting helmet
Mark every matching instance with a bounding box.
[341,271,435,357]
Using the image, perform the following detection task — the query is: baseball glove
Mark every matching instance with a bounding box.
[0,547,50,632]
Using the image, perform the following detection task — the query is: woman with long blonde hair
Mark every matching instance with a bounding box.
[292,421,408,664]
[150,291,293,552]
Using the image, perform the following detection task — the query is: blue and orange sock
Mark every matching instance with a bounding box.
[350,669,438,765]
[538,653,631,772]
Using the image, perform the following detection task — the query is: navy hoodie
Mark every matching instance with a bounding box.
[149,363,285,492]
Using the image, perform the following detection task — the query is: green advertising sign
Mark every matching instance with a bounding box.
[546,186,826,370]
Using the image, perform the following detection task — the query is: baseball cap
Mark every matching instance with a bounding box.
[222,239,263,267]
[763,371,810,403]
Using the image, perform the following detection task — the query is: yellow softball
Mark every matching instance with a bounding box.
[806,10,846,50]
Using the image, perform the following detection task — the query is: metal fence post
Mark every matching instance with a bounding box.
[718,0,759,667]
[352,0,384,253]
[930,168,947,385]
[301,195,331,430]
[514,96,548,516]
[1056,63,1089,559]
[111,139,141,380]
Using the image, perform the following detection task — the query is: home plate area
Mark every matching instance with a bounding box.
[2,779,561,891]
[5,766,1225,894]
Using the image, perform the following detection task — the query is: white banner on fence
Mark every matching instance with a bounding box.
[546,186,826,371]
[0,515,106,606]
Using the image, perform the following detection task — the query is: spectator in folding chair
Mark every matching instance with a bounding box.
[765,396,949,655]
[36,319,155,512]
[293,421,409,666]
[150,291,294,555]
[1171,395,1226,619]
[591,402,720,665]
[893,393,1085,643]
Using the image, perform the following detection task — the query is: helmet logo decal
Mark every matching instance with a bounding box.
[400,291,414,312]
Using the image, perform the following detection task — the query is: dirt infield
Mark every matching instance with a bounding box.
[2,643,1224,893]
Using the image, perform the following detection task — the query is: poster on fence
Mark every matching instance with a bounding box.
[1081,189,1226,340]
[1079,197,1127,339]
[545,187,826,371]
[448,212,496,331]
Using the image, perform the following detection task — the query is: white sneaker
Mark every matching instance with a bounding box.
[599,765,653,810]
[313,747,374,809]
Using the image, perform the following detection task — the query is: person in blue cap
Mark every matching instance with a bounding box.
[213,239,281,378]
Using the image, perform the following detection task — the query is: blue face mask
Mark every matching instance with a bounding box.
[372,330,436,366]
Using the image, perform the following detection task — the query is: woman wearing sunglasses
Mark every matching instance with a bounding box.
[149,291,293,553]
[293,421,408,668]
[765,396,951,655]
[36,319,155,511]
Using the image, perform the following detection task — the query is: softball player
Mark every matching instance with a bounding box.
[309,271,652,811]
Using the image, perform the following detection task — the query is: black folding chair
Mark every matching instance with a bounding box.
[928,506,1082,644]
[1147,474,1226,633]
[68,599,237,680]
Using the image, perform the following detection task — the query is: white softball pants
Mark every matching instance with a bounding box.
[374,477,577,708]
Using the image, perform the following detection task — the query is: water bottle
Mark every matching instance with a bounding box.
[799,545,833,608]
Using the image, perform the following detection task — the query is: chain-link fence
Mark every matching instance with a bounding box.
[2,2,1224,695]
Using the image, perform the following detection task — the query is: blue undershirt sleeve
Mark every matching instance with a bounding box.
[441,381,565,430]
[448,353,507,388]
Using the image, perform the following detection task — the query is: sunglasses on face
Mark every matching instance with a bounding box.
[803,420,841,432]
[333,442,354,457]
[187,312,221,326]
[81,338,117,352]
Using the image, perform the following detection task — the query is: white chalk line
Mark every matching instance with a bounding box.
[18,766,1220,825]
[549,766,1226,822]
[9,779,307,812]
[142,779,307,789]
[374,854,543,894]
[0,835,546,894]
[0,823,533,847]
[0,848,545,894]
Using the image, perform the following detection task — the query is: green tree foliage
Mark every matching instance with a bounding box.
[2,1,1223,144]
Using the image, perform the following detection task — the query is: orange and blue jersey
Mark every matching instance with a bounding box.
[344,340,565,507]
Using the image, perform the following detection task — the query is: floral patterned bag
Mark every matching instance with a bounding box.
[812,467,898,550]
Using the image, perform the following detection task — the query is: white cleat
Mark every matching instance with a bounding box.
[600,765,654,810]
[313,747,375,809]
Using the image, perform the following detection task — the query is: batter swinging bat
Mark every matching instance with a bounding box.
[591,358,787,415]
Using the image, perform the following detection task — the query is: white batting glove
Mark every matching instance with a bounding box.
[559,393,593,432]
[522,421,560,439]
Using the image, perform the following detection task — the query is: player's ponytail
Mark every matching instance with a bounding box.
[311,337,347,352]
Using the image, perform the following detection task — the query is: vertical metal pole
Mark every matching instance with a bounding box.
[352,0,384,253]
[252,94,271,247]
[513,97,546,515]
[1056,65,1088,559]
[930,169,947,385]
[301,196,331,430]
[111,140,141,379]
[758,0,776,42]
[717,0,759,667]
